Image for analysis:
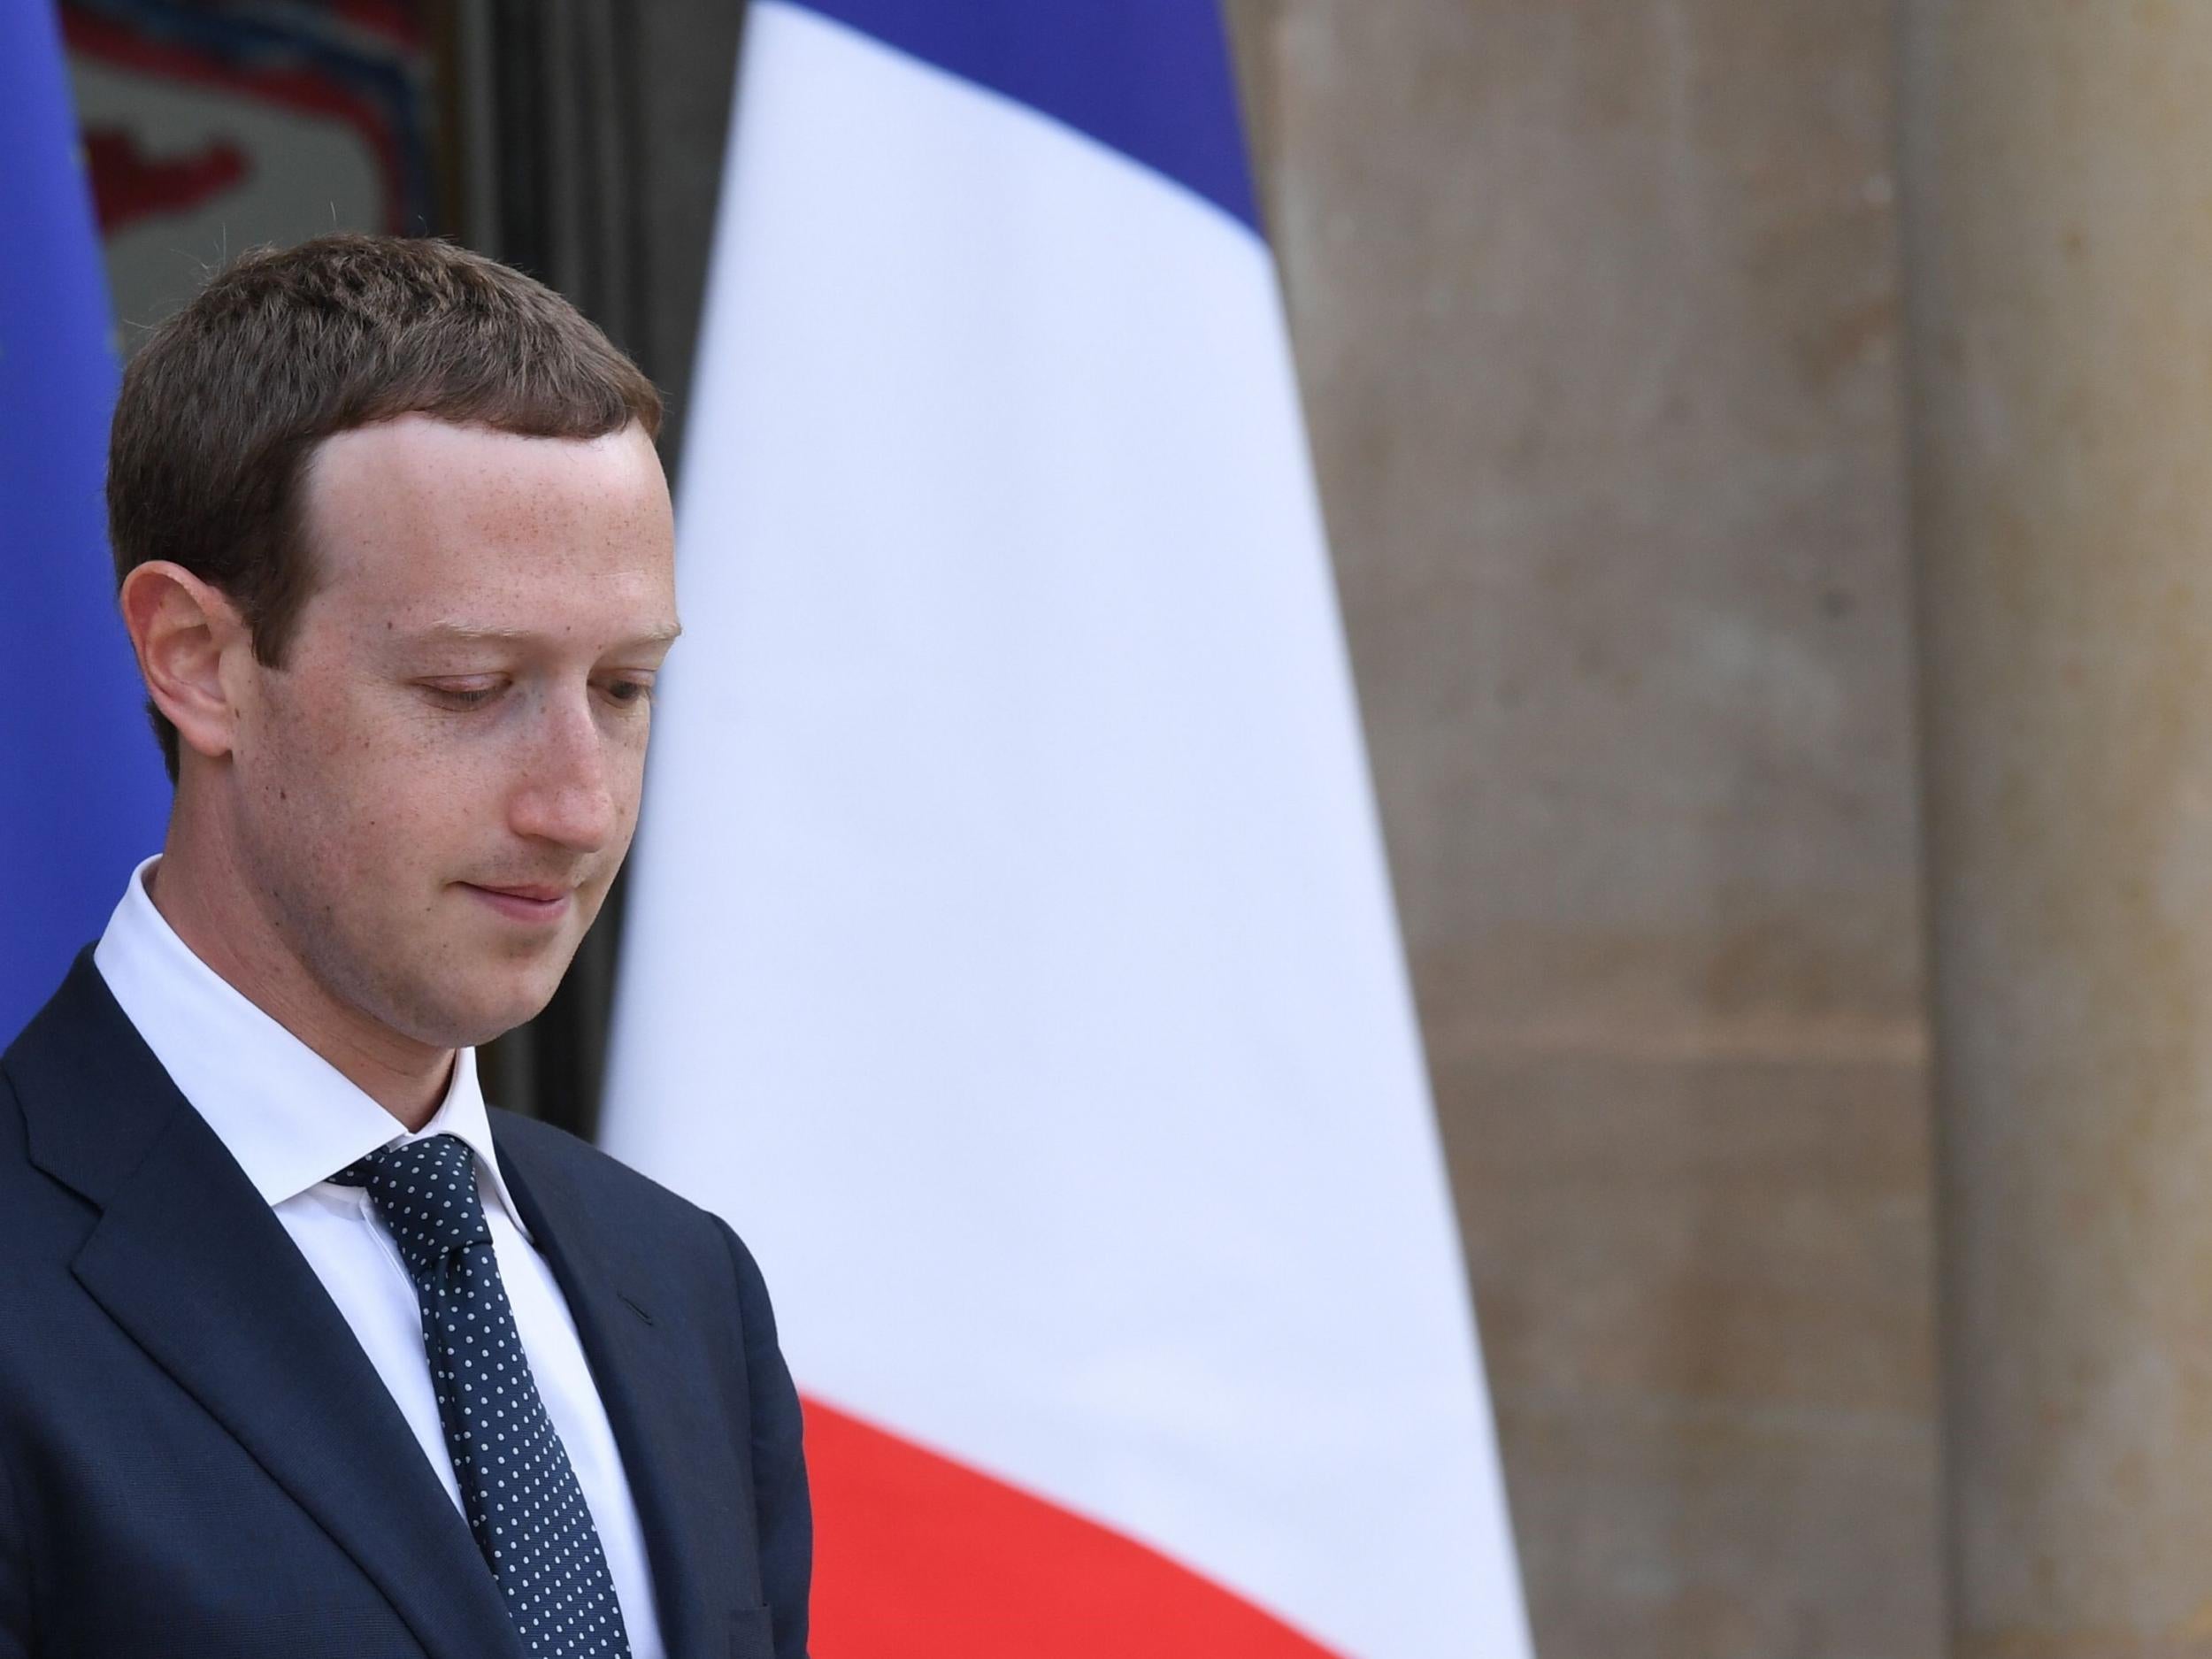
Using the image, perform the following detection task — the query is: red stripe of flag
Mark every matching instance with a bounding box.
[803,1397,1347,1656]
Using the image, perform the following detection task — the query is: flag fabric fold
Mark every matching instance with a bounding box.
[601,5,1531,1653]
[0,0,170,1044]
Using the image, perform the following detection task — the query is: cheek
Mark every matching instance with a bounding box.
[600,732,653,852]
[254,678,466,855]
[245,683,337,817]
[613,734,650,813]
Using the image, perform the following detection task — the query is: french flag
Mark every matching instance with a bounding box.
[600,4,1532,1654]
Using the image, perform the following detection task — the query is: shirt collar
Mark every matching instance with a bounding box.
[92,855,531,1240]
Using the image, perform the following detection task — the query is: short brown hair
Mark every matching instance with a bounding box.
[108,234,663,781]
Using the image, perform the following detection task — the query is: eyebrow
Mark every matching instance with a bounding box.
[410,621,684,649]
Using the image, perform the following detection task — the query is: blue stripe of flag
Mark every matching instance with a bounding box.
[0,0,171,1045]
[784,0,1262,234]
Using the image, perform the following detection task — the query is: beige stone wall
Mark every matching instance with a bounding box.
[1901,8,2212,1654]
[1222,4,1939,1655]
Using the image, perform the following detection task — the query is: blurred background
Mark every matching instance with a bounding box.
[46,1,1935,1654]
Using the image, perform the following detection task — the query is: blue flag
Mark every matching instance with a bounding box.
[0,0,171,1045]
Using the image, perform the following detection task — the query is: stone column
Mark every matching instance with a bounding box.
[1901,6,2212,1654]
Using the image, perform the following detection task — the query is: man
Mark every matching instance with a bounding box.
[0,235,810,1658]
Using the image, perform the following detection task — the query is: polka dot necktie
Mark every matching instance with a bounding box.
[331,1133,634,1657]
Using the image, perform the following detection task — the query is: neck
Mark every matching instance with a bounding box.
[151,810,455,1133]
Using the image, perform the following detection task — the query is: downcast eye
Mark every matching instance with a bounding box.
[421,680,503,710]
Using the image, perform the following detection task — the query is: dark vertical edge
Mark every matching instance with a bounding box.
[424,0,466,238]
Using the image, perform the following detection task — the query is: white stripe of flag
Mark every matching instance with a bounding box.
[602,4,1532,1653]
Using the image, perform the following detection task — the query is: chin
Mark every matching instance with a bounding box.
[464,984,567,1046]
[396,968,569,1050]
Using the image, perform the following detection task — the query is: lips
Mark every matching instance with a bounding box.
[475,883,568,902]
[461,881,576,924]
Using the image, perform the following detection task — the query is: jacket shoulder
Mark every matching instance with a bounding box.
[487,1104,712,1221]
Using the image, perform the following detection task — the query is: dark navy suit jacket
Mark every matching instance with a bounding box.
[0,953,810,1658]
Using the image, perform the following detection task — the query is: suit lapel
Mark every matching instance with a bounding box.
[9,956,526,1659]
[495,1126,728,1659]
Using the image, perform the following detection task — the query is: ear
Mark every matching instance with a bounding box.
[119,561,252,765]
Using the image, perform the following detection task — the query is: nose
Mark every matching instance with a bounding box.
[508,686,620,853]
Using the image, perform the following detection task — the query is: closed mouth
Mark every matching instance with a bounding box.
[459,882,575,920]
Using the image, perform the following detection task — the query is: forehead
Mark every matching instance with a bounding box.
[298,415,674,629]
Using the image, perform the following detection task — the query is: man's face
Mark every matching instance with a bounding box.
[227,414,678,1049]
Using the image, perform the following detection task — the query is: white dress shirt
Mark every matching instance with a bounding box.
[93,856,666,1659]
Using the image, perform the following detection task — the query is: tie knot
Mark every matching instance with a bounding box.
[329,1132,492,1276]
